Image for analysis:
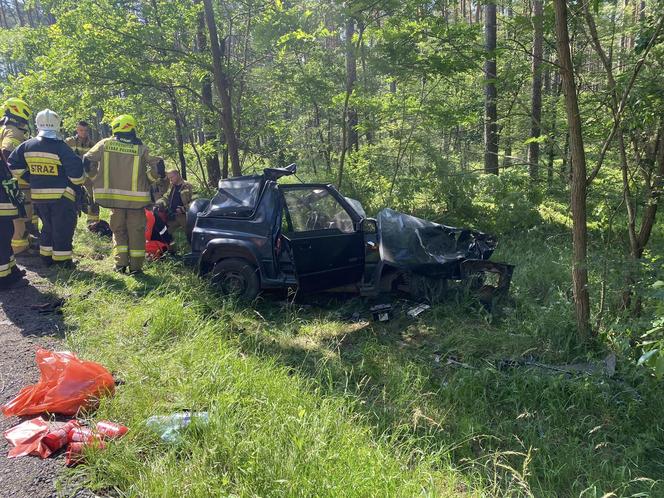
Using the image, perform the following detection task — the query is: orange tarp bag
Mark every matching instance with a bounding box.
[145,208,169,260]
[1,349,115,417]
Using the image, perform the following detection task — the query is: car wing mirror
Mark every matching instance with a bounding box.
[358,217,377,234]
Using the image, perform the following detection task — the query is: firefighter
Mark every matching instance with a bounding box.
[0,98,34,255]
[83,114,164,275]
[8,109,85,267]
[0,144,26,289]
[150,175,170,204]
[65,120,99,223]
[155,168,193,236]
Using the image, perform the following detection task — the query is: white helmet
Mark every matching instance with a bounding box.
[35,109,62,133]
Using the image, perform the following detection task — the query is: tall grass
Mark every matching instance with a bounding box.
[49,220,664,497]
[59,260,469,496]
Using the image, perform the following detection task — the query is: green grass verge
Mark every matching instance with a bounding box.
[46,218,664,497]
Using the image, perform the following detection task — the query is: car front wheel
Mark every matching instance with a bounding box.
[211,258,260,300]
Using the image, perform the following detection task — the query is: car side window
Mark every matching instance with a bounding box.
[283,188,354,233]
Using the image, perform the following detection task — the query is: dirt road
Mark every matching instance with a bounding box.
[0,256,68,497]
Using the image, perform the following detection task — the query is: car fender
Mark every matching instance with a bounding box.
[186,198,211,243]
[199,238,261,276]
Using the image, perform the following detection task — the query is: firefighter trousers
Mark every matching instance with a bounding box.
[109,208,145,271]
[11,188,36,254]
[0,217,17,283]
[35,197,77,264]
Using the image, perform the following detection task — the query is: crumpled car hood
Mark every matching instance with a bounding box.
[377,208,497,277]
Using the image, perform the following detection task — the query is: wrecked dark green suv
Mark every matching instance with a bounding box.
[185,164,513,301]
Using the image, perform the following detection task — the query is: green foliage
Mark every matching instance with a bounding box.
[637,281,664,379]
[1,0,664,493]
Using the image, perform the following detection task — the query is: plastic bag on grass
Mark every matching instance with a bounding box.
[3,417,51,459]
[1,349,115,417]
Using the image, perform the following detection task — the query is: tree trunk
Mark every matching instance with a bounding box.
[503,121,512,168]
[618,129,639,310]
[554,0,591,339]
[222,146,229,179]
[12,0,24,26]
[169,93,188,180]
[25,4,34,27]
[338,14,362,189]
[195,0,221,187]
[345,16,359,153]
[484,1,499,175]
[637,122,664,253]
[235,5,252,146]
[202,0,241,177]
[0,1,9,28]
[547,69,561,188]
[528,0,544,181]
[360,37,373,145]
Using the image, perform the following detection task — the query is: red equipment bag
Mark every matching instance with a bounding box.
[145,208,170,260]
[1,349,115,417]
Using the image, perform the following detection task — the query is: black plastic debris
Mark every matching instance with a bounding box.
[370,304,392,322]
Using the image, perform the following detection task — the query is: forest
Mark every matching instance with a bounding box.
[1,0,663,495]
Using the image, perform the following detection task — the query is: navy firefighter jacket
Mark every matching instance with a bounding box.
[8,136,85,203]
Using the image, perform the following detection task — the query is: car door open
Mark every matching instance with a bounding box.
[281,186,365,292]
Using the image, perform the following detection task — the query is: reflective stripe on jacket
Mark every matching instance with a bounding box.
[84,137,161,209]
[0,157,18,217]
[0,122,29,188]
[0,180,18,218]
[0,202,18,217]
[7,137,85,203]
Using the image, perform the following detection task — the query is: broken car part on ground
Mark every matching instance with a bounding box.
[184,164,513,302]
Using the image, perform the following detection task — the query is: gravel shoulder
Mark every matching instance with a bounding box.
[0,255,68,497]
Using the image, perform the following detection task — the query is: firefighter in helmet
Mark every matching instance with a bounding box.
[84,114,165,275]
[8,109,85,267]
[0,98,36,255]
[0,163,24,289]
[65,120,99,224]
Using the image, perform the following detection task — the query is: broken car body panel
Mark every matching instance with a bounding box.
[377,208,497,278]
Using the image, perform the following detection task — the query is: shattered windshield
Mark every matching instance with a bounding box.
[208,176,262,216]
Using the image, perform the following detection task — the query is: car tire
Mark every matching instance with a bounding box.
[211,258,260,301]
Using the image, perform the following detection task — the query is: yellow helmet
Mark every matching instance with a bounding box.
[110,114,136,134]
[3,98,32,121]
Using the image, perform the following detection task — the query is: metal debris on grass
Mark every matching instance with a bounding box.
[498,353,618,377]
[407,303,431,318]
